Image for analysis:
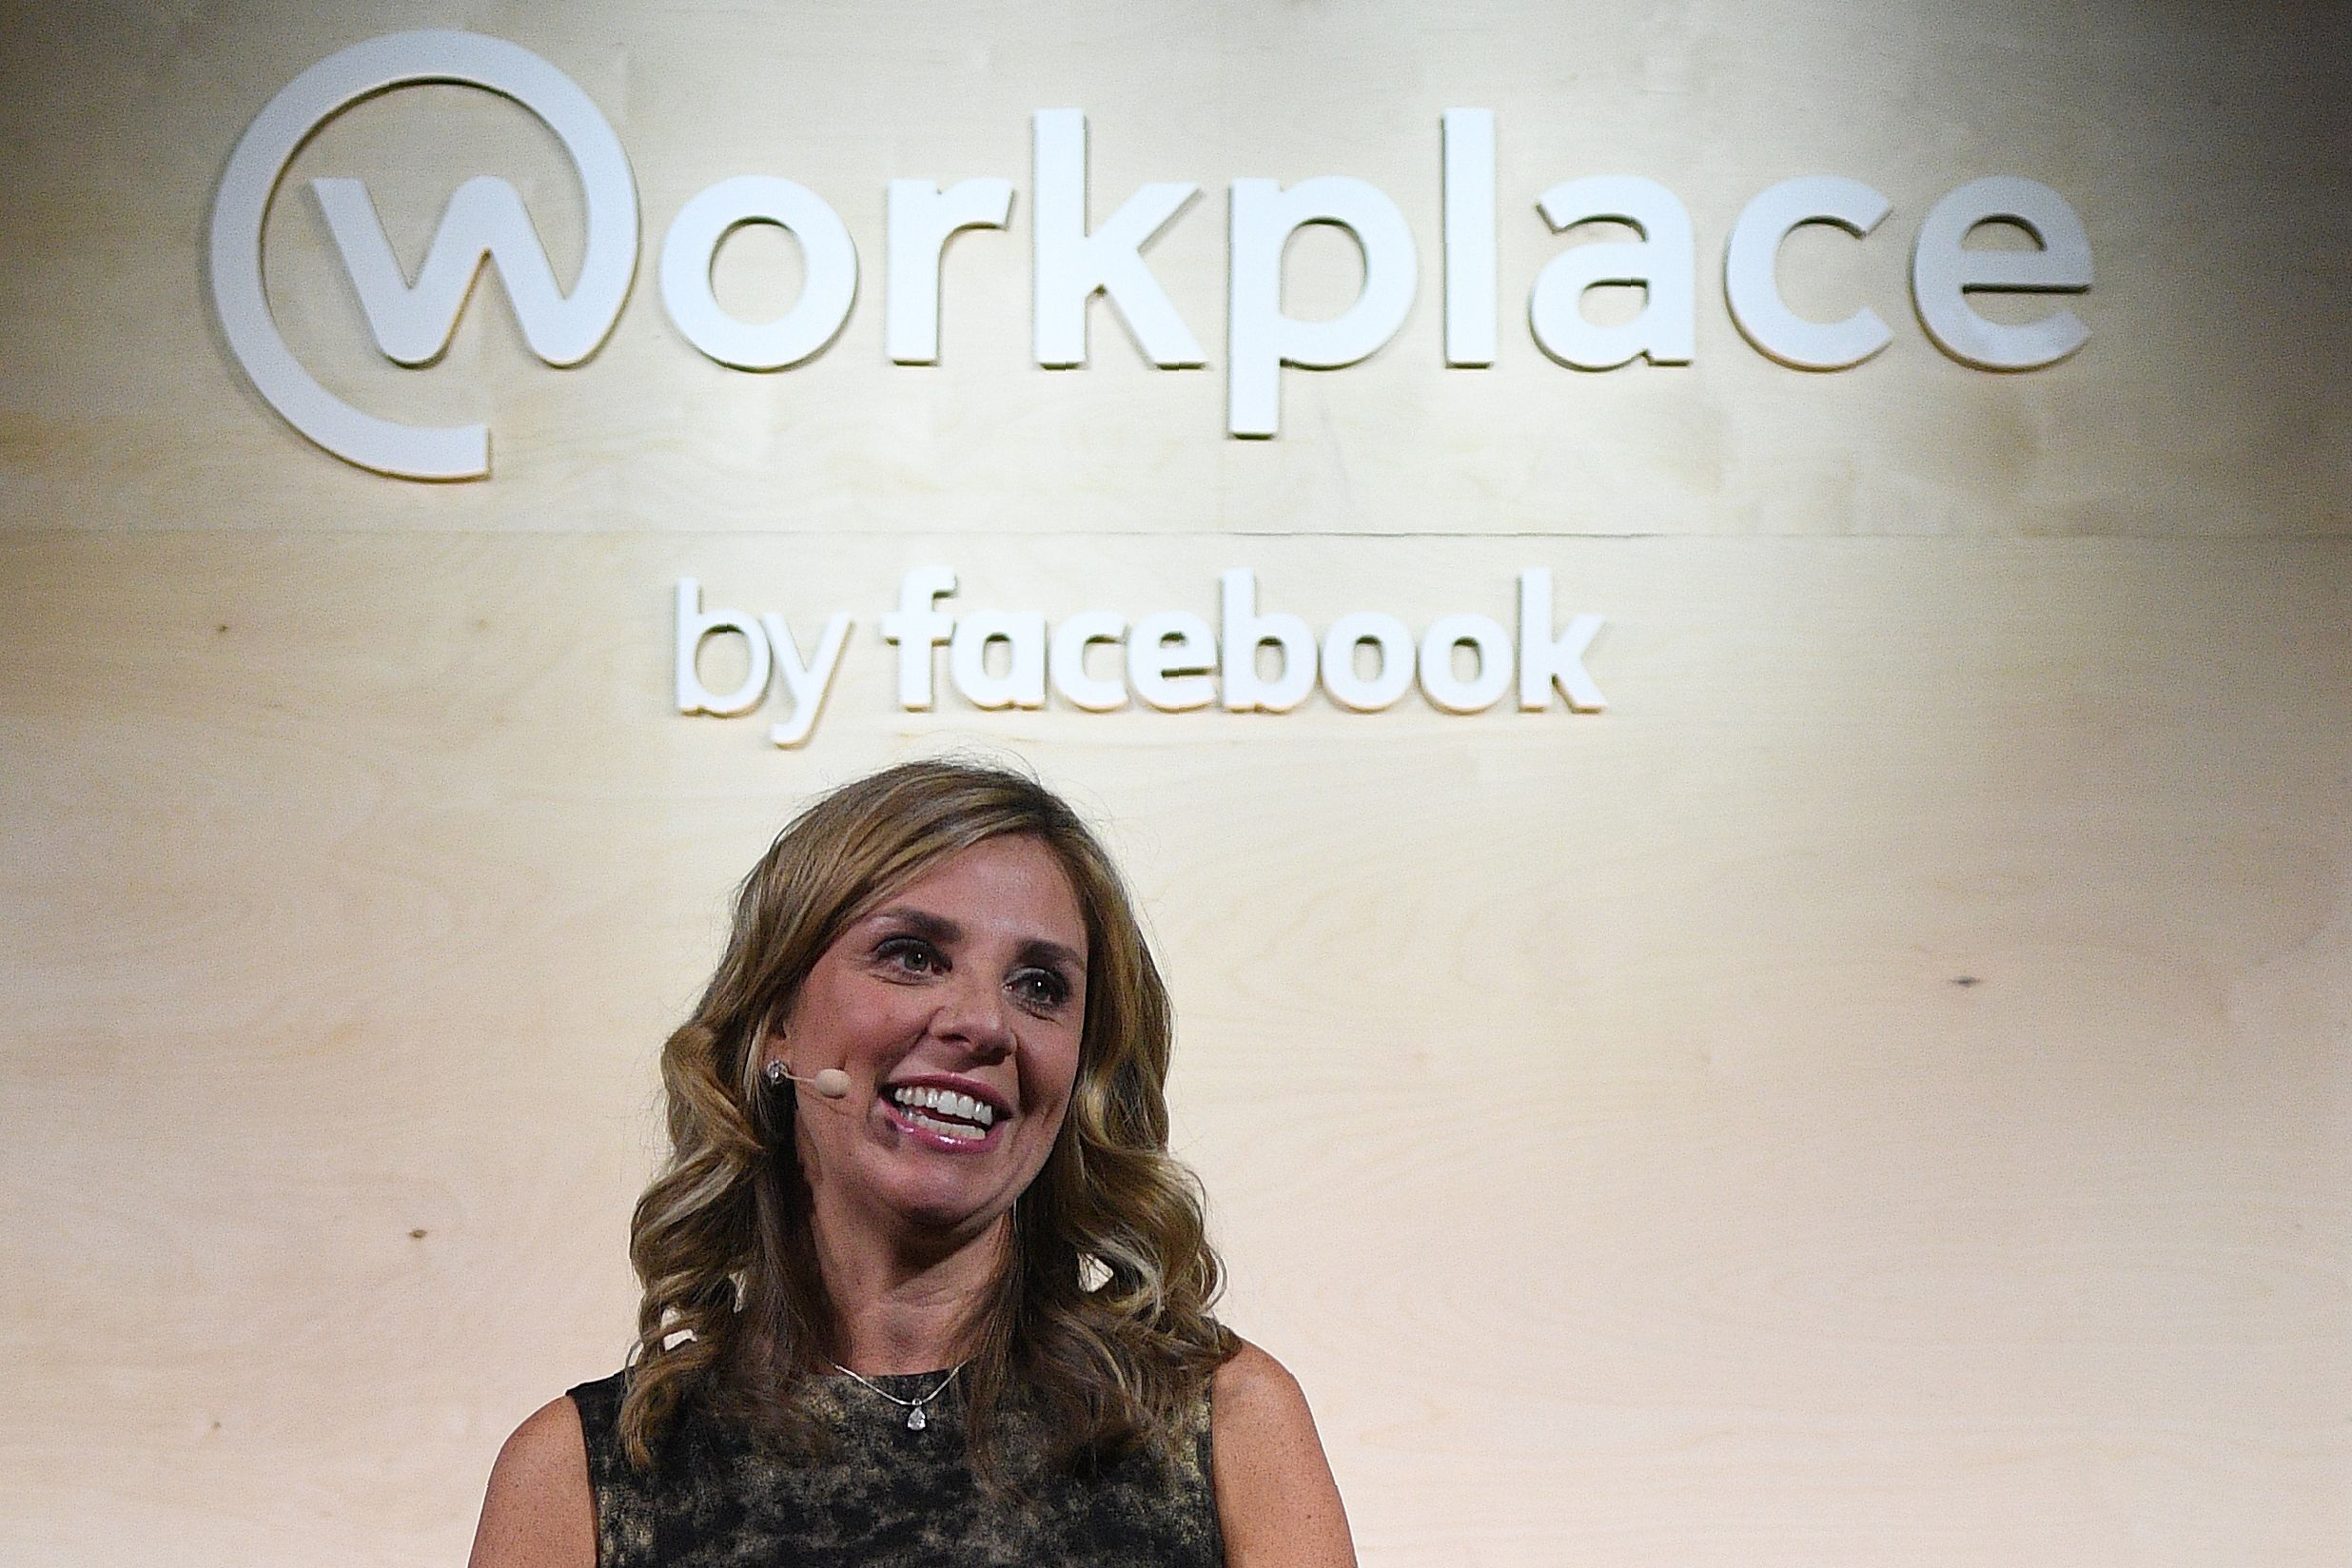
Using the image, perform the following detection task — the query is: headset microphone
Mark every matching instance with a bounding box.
[772,1064,851,1099]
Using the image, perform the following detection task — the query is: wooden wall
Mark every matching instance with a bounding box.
[2,2,2345,1562]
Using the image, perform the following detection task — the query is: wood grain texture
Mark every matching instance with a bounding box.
[3,532,2346,1563]
[2,0,2347,1563]
[0,0,2345,537]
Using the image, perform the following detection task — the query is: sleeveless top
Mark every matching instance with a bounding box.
[566,1368,1224,1566]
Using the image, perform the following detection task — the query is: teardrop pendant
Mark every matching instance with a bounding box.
[906,1404,927,1431]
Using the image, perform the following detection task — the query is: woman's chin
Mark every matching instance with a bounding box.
[861,1165,1011,1237]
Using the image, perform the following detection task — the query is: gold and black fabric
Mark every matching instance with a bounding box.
[566,1368,1223,1566]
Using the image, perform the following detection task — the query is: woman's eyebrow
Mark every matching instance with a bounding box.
[870,907,960,944]
[869,907,1082,973]
[1018,936,1085,974]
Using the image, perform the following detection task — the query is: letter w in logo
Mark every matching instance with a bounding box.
[209,32,636,478]
[311,176,612,365]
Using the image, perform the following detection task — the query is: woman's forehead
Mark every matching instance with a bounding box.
[848,835,1090,950]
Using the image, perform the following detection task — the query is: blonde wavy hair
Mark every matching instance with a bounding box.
[619,759,1235,1477]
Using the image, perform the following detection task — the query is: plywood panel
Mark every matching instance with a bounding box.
[0,1,2345,537]
[4,0,2348,1562]
[2,530,2344,1563]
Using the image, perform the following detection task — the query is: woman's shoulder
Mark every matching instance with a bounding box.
[1209,1341,1320,1461]
[1209,1341,1356,1568]
[562,1370,630,1439]
[464,1392,598,1568]
[1211,1340,1300,1404]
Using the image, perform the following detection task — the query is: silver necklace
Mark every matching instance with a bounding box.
[828,1360,965,1431]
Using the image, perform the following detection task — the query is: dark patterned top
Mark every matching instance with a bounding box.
[567,1369,1224,1566]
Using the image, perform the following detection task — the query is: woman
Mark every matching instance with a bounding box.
[469,760,1355,1566]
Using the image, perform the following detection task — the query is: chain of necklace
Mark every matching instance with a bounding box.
[828,1360,967,1431]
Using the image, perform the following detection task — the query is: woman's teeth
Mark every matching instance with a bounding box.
[890,1085,995,1137]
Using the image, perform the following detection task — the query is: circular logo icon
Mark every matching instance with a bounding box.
[206,31,638,479]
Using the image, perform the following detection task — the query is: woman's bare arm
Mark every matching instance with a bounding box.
[466,1397,597,1568]
[1212,1342,1358,1568]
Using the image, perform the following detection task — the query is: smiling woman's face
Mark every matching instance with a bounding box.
[771,833,1089,1245]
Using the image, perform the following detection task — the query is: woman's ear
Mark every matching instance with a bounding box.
[743,1014,784,1102]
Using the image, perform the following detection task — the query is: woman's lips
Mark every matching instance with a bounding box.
[880,1095,1007,1153]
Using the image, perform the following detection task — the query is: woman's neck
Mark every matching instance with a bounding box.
[808,1211,1008,1374]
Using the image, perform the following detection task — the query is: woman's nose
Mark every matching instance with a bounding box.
[932,975,1015,1058]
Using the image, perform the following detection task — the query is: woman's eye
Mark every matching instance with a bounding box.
[1012,969,1071,1009]
[875,937,943,975]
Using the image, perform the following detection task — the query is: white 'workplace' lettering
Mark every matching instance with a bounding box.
[210,34,2097,478]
